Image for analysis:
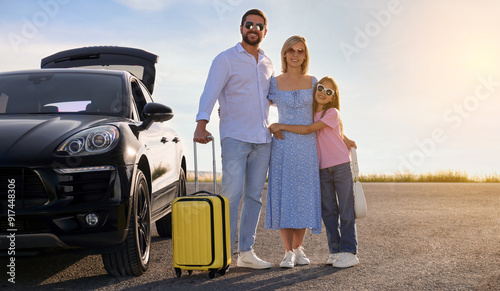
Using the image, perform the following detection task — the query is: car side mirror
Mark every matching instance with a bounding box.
[139,103,174,131]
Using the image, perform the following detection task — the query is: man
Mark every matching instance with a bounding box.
[194,9,273,269]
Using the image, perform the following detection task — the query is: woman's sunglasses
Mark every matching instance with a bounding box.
[244,21,265,31]
[317,84,335,97]
[286,47,305,56]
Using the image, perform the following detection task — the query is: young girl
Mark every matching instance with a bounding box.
[268,76,359,268]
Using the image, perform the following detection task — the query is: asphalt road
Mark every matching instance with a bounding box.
[1,183,499,290]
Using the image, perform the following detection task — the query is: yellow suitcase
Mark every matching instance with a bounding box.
[172,137,230,279]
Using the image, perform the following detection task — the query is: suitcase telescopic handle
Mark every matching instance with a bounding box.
[193,135,217,193]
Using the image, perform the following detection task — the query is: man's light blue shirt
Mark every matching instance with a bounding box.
[196,42,274,144]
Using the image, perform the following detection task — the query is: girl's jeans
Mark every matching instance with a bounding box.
[320,162,358,254]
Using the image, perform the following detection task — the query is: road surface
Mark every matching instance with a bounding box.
[1,183,499,290]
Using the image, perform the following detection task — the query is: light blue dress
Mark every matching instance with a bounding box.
[265,76,322,234]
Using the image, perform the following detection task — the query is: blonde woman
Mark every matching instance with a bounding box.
[265,36,321,268]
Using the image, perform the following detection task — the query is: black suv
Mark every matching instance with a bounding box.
[0,46,186,276]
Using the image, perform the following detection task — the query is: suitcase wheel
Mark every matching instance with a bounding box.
[208,269,217,279]
[175,268,182,278]
[218,268,227,276]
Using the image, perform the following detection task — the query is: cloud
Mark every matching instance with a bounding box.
[112,0,174,11]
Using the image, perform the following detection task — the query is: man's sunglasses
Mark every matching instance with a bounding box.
[317,84,335,97]
[244,21,265,31]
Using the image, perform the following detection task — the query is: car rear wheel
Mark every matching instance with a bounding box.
[155,167,186,237]
[103,170,151,276]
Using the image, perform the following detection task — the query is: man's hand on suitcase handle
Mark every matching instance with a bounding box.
[194,120,213,144]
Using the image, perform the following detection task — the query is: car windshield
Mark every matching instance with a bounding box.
[0,72,126,116]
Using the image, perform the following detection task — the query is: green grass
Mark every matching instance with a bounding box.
[360,170,500,183]
[186,171,222,183]
[187,170,500,183]
[483,173,500,183]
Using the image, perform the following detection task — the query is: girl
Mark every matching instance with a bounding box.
[268,76,359,268]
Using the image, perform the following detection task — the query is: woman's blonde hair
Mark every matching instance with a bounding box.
[313,76,343,134]
[280,35,309,74]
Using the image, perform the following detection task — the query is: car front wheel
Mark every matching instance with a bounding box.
[103,170,151,276]
[156,167,186,237]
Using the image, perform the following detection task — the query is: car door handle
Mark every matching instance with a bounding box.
[161,137,168,143]
[173,137,180,143]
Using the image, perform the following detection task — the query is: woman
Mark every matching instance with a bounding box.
[265,35,322,268]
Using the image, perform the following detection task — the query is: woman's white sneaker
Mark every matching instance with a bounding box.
[293,246,310,265]
[280,251,295,268]
[332,252,359,268]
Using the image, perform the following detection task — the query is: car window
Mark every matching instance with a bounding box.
[131,80,147,120]
[45,101,90,112]
[130,97,141,121]
[139,82,153,103]
[0,72,126,116]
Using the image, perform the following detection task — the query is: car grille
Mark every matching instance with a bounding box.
[0,168,49,213]
[0,218,50,233]
[58,171,114,202]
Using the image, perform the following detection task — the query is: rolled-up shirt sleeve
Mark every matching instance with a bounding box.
[196,54,230,122]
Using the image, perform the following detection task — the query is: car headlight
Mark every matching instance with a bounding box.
[57,125,120,156]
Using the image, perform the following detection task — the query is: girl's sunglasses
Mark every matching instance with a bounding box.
[317,84,335,97]
[244,21,265,31]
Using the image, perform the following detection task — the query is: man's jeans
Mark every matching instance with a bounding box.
[320,162,358,254]
[221,138,272,253]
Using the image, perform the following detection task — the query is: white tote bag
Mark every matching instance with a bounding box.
[351,147,367,219]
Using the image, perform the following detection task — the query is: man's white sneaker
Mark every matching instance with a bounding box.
[332,252,359,268]
[326,253,340,265]
[293,246,310,265]
[280,251,295,268]
[237,250,272,269]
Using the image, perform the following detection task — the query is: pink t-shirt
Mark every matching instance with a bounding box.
[314,108,350,169]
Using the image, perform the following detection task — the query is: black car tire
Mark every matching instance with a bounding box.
[103,170,151,276]
[155,167,186,237]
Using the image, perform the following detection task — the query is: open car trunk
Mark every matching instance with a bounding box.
[41,46,158,94]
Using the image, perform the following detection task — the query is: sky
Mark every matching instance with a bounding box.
[1,0,500,176]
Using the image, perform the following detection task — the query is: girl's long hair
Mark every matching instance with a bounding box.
[313,76,343,134]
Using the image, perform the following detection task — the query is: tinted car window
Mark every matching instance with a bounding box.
[139,82,153,103]
[0,72,125,116]
[131,80,147,120]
